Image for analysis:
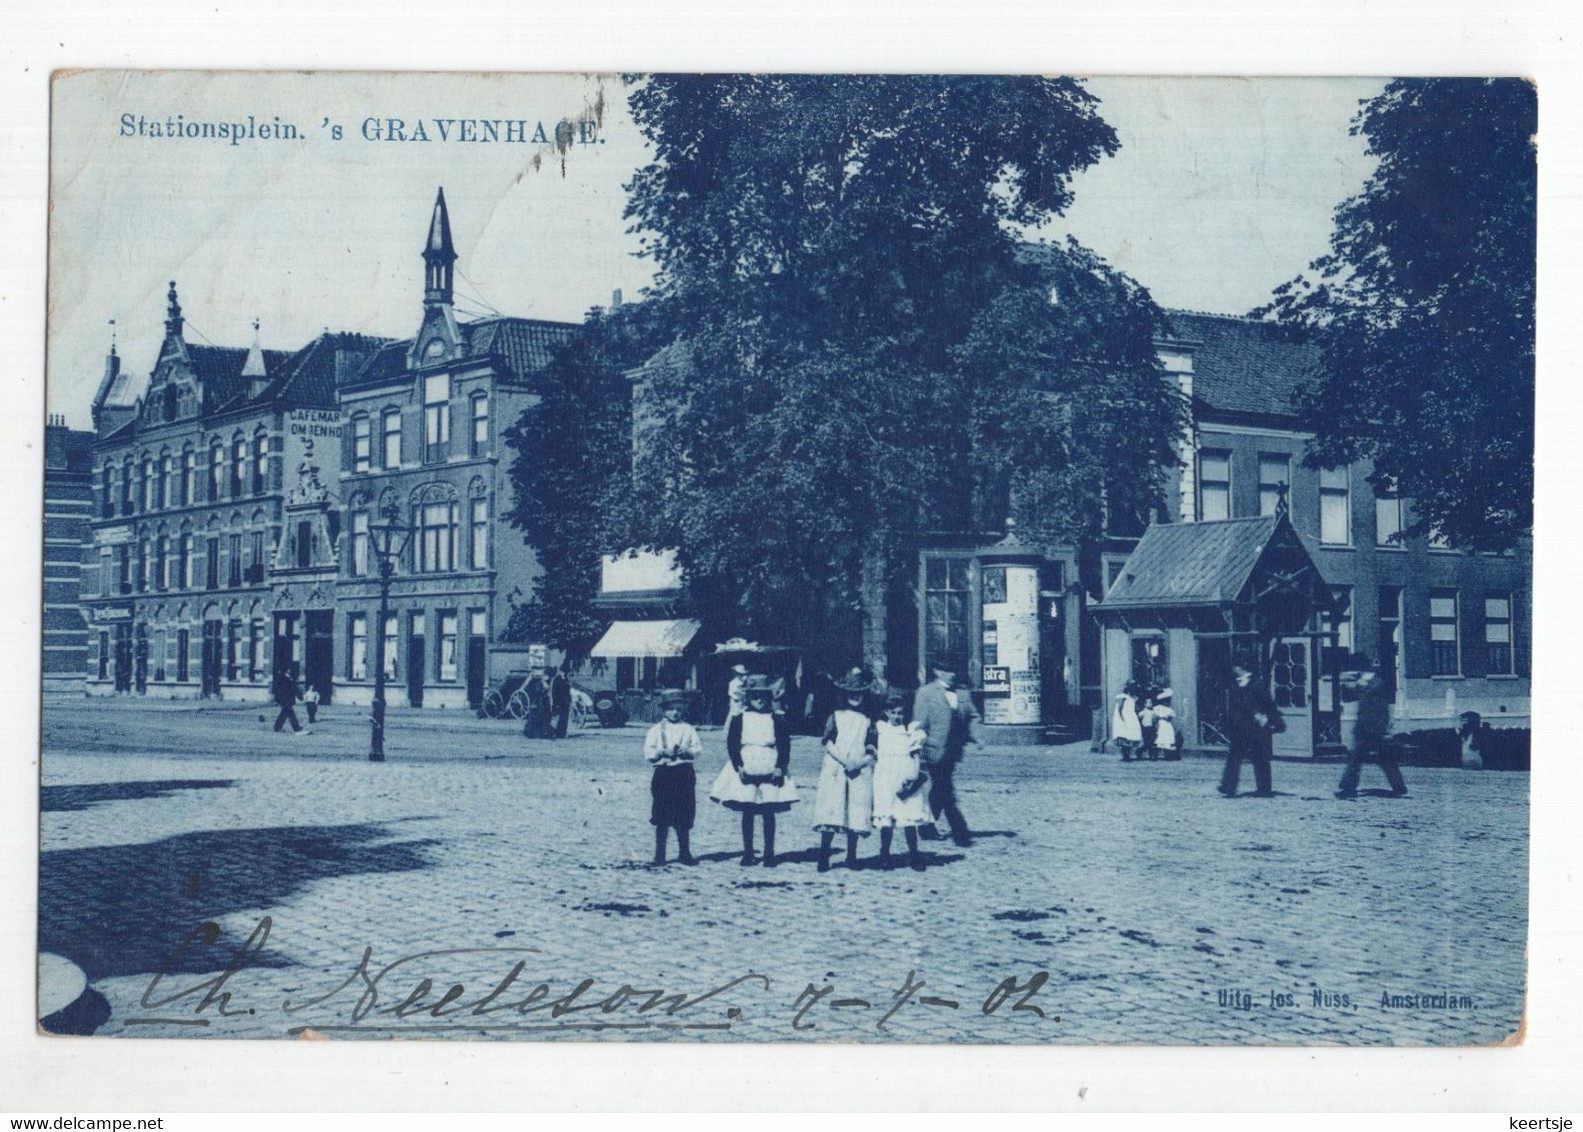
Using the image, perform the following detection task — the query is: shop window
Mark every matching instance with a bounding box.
[349,614,368,681]
[248,619,265,681]
[923,557,970,674]
[1130,635,1168,690]
[381,613,399,679]
[438,611,458,681]
[97,631,109,680]
[176,628,189,683]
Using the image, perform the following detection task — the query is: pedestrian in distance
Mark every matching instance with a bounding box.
[549,666,572,740]
[710,674,799,866]
[1151,687,1182,761]
[871,687,932,871]
[911,656,976,847]
[522,670,550,740]
[813,668,877,871]
[302,681,320,725]
[1336,654,1408,799]
[644,690,701,866]
[1219,662,1281,797]
[1139,684,1161,760]
[1112,680,1144,762]
[725,663,749,723]
[272,664,305,734]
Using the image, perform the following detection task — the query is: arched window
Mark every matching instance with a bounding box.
[231,435,247,497]
[410,482,460,574]
[122,457,136,514]
[209,440,225,500]
[159,451,173,510]
[180,445,195,506]
[141,456,155,512]
[253,428,269,494]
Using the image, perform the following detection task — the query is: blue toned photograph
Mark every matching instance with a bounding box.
[40,72,1532,1044]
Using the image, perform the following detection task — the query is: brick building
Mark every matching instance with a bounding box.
[43,417,94,695]
[332,189,576,710]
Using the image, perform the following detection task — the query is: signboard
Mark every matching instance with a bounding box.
[528,643,548,668]
[284,407,344,495]
[982,665,1011,697]
[92,603,134,623]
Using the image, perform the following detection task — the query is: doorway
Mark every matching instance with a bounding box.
[113,624,133,693]
[1269,637,1314,756]
[406,612,425,707]
[200,619,223,697]
[466,609,487,709]
[305,610,334,704]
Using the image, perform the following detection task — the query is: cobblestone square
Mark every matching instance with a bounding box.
[39,700,1527,1044]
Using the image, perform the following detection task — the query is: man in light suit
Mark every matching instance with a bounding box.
[912,657,977,847]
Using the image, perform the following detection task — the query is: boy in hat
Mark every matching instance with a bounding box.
[644,690,701,865]
[813,668,877,871]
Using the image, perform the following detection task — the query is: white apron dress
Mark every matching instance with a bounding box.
[871,719,934,828]
[813,709,875,834]
[710,709,800,810]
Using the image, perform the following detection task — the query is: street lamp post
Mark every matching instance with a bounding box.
[368,506,413,763]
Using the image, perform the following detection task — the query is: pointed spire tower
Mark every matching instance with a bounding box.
[424,187,457,305]
[244,317,270,398]
[410,187,462,367]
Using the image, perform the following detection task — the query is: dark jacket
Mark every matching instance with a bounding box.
[549,673,571,712]
[1353,675,1392,747]
[272,669,298,707]
[1226,679,1280,755]
[913,680,977,767]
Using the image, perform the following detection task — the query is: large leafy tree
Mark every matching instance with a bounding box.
[1263,78,1536,551]
[513,75,1186,674]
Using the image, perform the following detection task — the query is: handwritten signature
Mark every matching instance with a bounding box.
[125,917,1055,1035]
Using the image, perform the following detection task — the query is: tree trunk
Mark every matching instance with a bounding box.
[859,531,889,683]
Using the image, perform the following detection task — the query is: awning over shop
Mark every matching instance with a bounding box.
[589,618,702,658]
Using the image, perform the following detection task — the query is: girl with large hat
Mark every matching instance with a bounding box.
[812,667,877,871]
[710,674,800,866]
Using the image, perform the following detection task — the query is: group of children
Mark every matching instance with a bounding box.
[1108,680,1182,762]
[644,670,935,872]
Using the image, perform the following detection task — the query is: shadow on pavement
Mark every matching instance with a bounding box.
[39,822,439,981]
[41,779,237,813]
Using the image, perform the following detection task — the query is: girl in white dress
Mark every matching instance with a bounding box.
[710,676,799,866]
[813,669,876,871]
[1113,681,1144,761]
[871,689,932,870]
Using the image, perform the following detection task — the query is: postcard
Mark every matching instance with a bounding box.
[40,69,1532,1044]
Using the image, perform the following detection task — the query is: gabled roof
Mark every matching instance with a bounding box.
[1161,310,1320,421]
[345,316,576,389]
[1101,515,1281,609]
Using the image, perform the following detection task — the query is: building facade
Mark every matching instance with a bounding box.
[44,417,95,695]
[81,282,387,701]
[332,189,576,710]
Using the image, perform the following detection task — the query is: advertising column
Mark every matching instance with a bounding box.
[981,563,1041,726]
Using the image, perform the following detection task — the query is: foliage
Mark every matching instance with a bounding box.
[1262,79,1536,551]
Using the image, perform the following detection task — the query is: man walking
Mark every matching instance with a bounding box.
[912,657,977,846]
[272,664,304,735]
[550,667,572,739]
[1219,662,1279,797]
[1336,655,1407,798]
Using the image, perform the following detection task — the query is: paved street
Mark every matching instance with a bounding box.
[39,699,1527,1045]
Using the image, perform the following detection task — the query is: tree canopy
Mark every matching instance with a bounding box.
[509,75,1187,671]
[1263,78,1536,551]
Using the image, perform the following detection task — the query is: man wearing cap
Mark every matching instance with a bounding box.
[912,657,977,846]
[1336,654,1407,798]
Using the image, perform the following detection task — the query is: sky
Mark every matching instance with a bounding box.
[46,73,1384,427]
